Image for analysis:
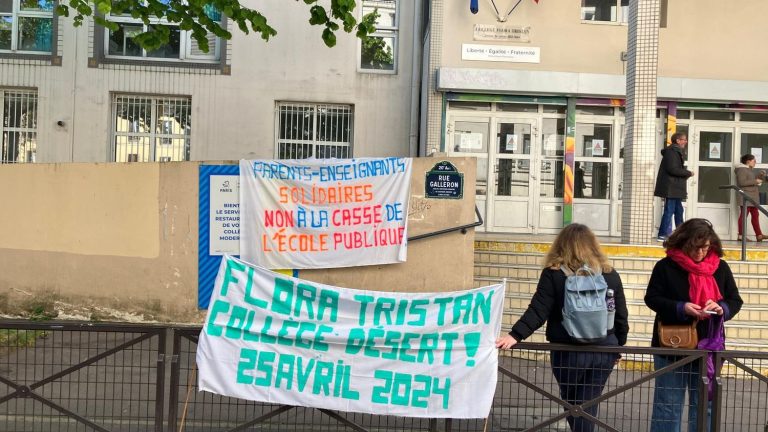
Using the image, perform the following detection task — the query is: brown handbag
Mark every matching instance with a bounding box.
[658,320,698,349]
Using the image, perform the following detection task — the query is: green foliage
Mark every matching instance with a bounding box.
[56,0,378,53]
[359,9,393,70]
[22,295,59,321]
[28,303,58,321]
[0,329,48,348]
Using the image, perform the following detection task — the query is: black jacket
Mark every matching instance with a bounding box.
[654,144,692,199]
[644,257,743,347]
[509,268,629,346]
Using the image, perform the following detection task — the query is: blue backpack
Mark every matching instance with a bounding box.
[561,264,614,343]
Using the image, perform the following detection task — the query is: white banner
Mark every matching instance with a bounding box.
[197,256,504,419]
[239,158,412,269]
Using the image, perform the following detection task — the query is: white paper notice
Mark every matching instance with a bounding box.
[460,133,484,150]
[751,147,763,164]
[505,134,518,152]
[592,139,605,156]
[709,142,721,159]
[209,175,240,256]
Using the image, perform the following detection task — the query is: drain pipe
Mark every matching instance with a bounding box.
[408,0,424,157]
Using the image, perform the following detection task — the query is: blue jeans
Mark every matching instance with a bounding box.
[550,349,618,432]
[650,355,712,432]
[659,198,684,238]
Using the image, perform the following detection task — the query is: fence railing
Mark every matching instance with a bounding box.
[1,321,766,432]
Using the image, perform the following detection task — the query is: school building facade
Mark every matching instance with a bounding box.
[423,0,768,242]
[2,0,768,243]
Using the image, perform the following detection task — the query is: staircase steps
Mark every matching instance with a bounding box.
[475,241,768,352]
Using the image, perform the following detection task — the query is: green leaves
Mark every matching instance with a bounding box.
[56,0,376,53]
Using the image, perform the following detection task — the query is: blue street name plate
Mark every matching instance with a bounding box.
[425,161,464,199]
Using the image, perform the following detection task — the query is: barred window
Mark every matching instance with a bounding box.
[105,3,221,62]
[111,95,191,162]
[1,89,37,163]
[359,0,397,72]
[0,0,54,53]
[276,103,353,159]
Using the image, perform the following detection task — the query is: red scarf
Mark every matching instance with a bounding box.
[667,248,723,307]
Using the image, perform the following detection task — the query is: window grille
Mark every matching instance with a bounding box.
[111,95,191,162]
[360,0,398,72]
[1,89,37,163]
[275,103,353,159]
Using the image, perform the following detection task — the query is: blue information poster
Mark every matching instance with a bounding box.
[198,164,240,308]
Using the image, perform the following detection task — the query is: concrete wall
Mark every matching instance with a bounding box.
[1,0,421,163]
[440,0,768,82]
[0,157,476,322]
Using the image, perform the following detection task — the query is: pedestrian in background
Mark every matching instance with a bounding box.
[654,132,694,242]
[734,153,766,242]
[645,219,743,432]
[496,223,629,432]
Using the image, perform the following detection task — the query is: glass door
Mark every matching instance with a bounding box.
[738,128,768,238]
[691,126,735,237]
[447,115,490,231]
[573,122,615,235]
[537,117,565,233]
[490,119,537,232]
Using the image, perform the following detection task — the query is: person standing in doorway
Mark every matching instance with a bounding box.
[734,153,766,242]
[655,132,694,242]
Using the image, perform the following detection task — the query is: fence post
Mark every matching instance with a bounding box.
[741,204,748,261]
[696,355,708,432]
[155,328,167,432]
[711,352,723,432]
[167,329,182,432]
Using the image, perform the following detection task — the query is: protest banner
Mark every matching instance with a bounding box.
[197,256,504,418]
[239,158,412,269]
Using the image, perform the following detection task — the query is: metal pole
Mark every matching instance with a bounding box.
[696,355,708,432]
[741,203,748,261]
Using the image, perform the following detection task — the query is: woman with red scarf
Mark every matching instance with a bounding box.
[645,219,743,432]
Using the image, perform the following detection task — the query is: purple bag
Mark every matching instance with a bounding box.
[697,315,725,401]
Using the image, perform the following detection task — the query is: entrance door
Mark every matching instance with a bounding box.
[739,128,768,237]
[490,119,538,232]
[446,115,490,231]
[691,126,735,236]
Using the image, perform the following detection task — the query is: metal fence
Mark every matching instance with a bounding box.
[1,321,766,432]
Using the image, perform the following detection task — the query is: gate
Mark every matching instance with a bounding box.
[166,327,439,432]
[0,321,166,432]
[3,322,767,431]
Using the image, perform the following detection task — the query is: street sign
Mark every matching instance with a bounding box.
[425,161,464,199]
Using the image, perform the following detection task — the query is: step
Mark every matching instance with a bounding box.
[474,239,768,263]
[473,263,768,289]
[475,277,768,306]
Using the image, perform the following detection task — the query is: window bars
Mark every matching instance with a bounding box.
[276,103,353,159]
[112,95,191,162]
[1,90,37,163]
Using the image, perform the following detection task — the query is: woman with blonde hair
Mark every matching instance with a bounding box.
[497,223,629,432]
